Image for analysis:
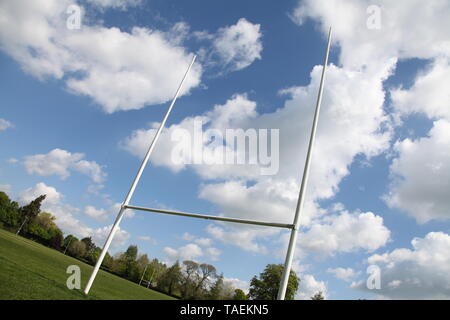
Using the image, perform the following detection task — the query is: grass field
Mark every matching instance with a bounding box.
[0,228,174,300]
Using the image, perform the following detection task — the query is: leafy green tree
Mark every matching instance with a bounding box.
[233,288,248,300]
[149,258,167,287]
[63,235,79,253]
[68,239,87,258]
[16,195,46,235]
[122,245,140,281]
[181,260,199,299]
[136,254,150,272]
[209,273,224,299]
[27,212,63,245]
[49,232,64,250]
[248,264,299,300]
[111,252,127,276]
[193,263,217,298]
[158,261,181,295]
[0,191,20,228]
[124,245,138,261]
[81,237,96,255]
[103,251,113,269]
[311,292,325,300]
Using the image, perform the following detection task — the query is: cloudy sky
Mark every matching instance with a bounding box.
[1,0,450,299]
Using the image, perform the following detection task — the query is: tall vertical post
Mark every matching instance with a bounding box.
[139,264,149,286]
[84,55,197,295]
[277,27,332,300]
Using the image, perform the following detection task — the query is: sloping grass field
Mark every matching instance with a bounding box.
[0,228,174,300]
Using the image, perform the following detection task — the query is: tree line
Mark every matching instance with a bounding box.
[0,190,323,300]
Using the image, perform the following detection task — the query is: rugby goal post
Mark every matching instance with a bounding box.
[84,27,332,300]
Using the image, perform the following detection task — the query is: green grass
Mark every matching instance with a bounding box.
[0,229,174,300]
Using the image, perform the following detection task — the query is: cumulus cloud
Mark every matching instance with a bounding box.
[290,0,450,71]
[195,238,213,247]
[299,210,391,256]
[84,205,108,222]
[18,182,63,205]
[0,118,13,131]
[224,277,249,293]
[86,0,142,9]
[0,0,201,113]
[138,235,157,245]
[353,232,450,299]
[384,120,450,223]
[206,224,271,254]
[91,224,130,248]
[391,58,450,121]
[0,184,12,193]
[212,18,263,71]
[181,232,212,246]
[296,274,328,300]
[23,148,106,183]
[164,243,203,262]
[327,267,359,282]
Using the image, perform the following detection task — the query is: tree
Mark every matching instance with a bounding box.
[49,232,64,250]
[193,263,217,298]
[233,289,248,300]
[27,212,63,246]
[122,245,140,281]
[208,274,224,300]
[180,260,199,299]
[158,261,181,295]
[81,237,96,255]
[311,292,325,300]
[0,191,20,228]
[103,251,113,269]
[248,264,300,300]
[68,239,87,258]
[63,235,79,254]
[16,195,46,235]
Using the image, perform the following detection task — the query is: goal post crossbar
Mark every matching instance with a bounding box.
[124,204,295,229]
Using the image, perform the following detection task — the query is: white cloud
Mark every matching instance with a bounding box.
[385,120,450,223]
[91,224,130,248]
[163,242,222,262]
[0,0,201,113]
[206,224,270,254]
[18,182,62,205]
[0,184,12,193]
[205,247,221,261]
[353,232,450,299]
[0,118,13,131]
[212,18,263,71]
[195,238,213,247]
[224,277,249,293]
[300,210,391,256]
[296,274,328,300]
[327,267,359,282]
[290,0,450,71]
[23,148,106,183]
[138,235,157,245]
[84,205,108,222]
[86,0,142,9]
[164,243,203,262]
[182,232,195,241]
[391,58,450,121]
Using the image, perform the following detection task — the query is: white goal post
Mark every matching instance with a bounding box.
[83,27,332,300]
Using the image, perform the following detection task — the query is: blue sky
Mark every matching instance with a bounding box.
[1,0,450,299]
